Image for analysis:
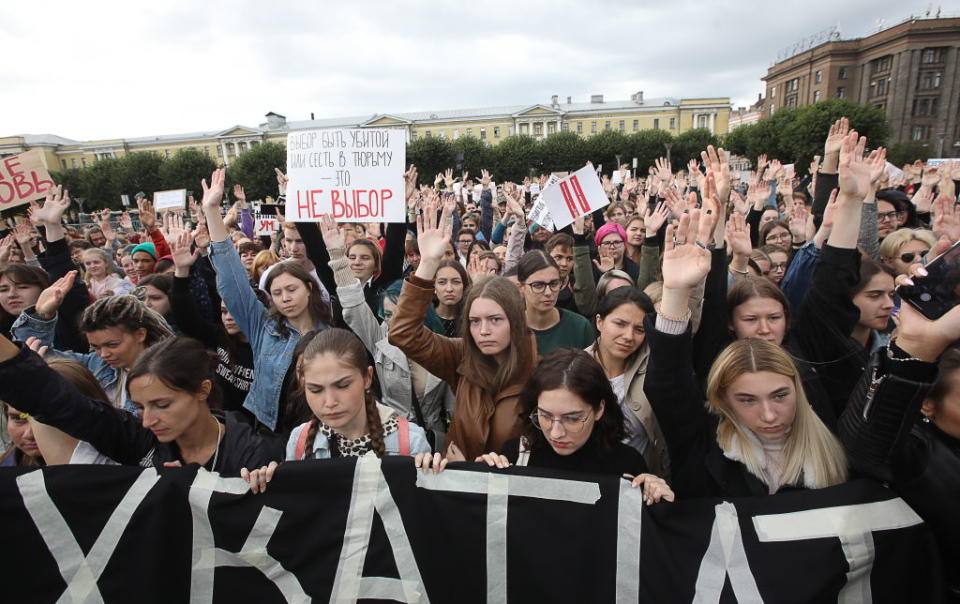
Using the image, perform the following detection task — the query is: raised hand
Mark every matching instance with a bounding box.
[275,168,288,195]
[137,197,157,232]
[820,189,841,230]
[789,205,809,241]
[747,179,771,209]
[921,165,940,188]
[725,212,752,257]
[12,223,33,247]
[661,208,715,291]
[404,165,418,203]
[661,187,686,217]
[837,130,870,202]
[192,221,211,250]
[171,230,199,277]
[655,157,672,184]
[0,235,13,265]
[443,168,454,189]
[35,271,77,320]
[32,185,70,225]
[867,147,887,187]
[700,145,730,203]
[912,185,936,214]
[592,248,615,273]
[824,117,850,156]
[480,169,492,188]
[201,168,226,212]
[932,195,960,243]
[120,212,133,231]
[415,199,453,279]
[318,214,345,251]
[232,184,246,203]
[643,201,669,236]
[756,154,769,174]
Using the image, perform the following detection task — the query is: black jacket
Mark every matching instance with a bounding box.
[39,238,90,352]
[0,345,283,474]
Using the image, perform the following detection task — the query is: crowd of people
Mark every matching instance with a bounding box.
[0,117,958,599]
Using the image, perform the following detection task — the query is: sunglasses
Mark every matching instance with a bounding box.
[899,251,928,264]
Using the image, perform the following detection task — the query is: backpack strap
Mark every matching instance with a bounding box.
[397,417,410,456]
[294,422,311,460]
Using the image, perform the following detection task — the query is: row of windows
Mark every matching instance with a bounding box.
[58,141,260,169]
[417,117,682,140]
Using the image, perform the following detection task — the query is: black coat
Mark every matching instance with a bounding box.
[0,345,283,474]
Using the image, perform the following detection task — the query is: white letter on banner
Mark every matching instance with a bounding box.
[615,479,644,603]
[693,502,764,603]
[416,466,601,603]
[752,498,923,604]
[16,468,160,604]
[330,455,429,604]
[188,470,308,604]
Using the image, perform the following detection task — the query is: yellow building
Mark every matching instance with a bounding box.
[0,92,730,168]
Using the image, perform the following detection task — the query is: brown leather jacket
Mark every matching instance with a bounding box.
[388,275,537,460]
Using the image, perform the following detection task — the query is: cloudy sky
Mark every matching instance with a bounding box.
[1,0,936,141]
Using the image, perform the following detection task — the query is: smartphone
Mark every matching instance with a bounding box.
[897,239,960,320]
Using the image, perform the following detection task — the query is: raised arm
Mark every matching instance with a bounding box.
[320,214,381,353]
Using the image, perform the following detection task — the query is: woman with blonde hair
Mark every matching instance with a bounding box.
[879,228,936,276]
[251,249,280,283]
[643,205,847,497]
[81,247,133,298]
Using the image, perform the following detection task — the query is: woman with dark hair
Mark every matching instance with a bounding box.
[1,401,44,467]
[0,334,283,472]
[202,169,331,431]
[389,201,538,459]
[427,259,470,337]
[0,263,47,341]
[415,349,674,505]
[517,250,593,355]
[585,286,669,476]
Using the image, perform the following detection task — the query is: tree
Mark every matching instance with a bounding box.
[538,131,588,173]
[406,136,456,185]
[623,130,674,176]
[117,152,164,201]
[77,158,122,210]
[49,168,83,199]
[493,135,540,182]
[584,130,629,174]
[225,142,287,201]
[779,99,889,170]
[887,142,931,167]
[451,136,495,181]
[159,147,217,195]
[671,128,721,168]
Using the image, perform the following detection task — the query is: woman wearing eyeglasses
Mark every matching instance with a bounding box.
[879,228,935,276]
[415,349,675,505]
[758,244,789,285]
[517,251,594,355]
[592,222,640,283]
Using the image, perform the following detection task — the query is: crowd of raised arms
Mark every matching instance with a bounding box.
[2,117,960,599]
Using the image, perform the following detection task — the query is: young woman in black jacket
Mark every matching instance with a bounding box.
[0,333,283,473]
[644,201,847,499]
[840,276,960,603]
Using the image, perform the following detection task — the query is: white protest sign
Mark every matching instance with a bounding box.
[254,214,280,236]
[285,128,406,223]
[884,162,904,180]
[926,158,950,166]
[153,189,187,211]
[529,183,541,195]
[539,165,609,229]
[528,174,562,231]
[120,195,130,207]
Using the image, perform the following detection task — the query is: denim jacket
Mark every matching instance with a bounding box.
[11,309,135,413]
[209,238,326,430]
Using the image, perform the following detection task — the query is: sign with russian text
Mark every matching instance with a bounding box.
[0,459,939,603]
[528,174,561,231]
[540,164,609,229]
[153,188,187,211]
[285,128,406,224]
[254,213,279,236]
[0,150,55,210]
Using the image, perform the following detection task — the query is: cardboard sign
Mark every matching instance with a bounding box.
[120,194,130,207]
[254,214,280,236]
[528,174,562,231]
[153,189,187,211]
[539,165,609,229]
[0,150,55,210]
[285,128,406,223]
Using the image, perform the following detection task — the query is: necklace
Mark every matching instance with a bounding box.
[209,419,223,471]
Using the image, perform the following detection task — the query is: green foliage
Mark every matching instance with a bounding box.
[406,136,455,185]
[584,130,629,174]
[493,135,540,182]
[887,142,931,167]
[538,132,588,173]
[78,158,122,210]
[225,142,287,201]
[159,147,217,195]
[670,128,721,168]
[117,152,164,201]
[623,130,674,176]
[451,136,495,181]
[49,168,83,198]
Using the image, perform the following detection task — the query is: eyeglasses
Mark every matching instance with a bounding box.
[600,240,624,248]
[769,262,788,272]
[525,278,565,293]
[899,251,928,264]
[530,410,590,434]
[765,233,791,243]
[457,239,473,244]
[877,210,904,222]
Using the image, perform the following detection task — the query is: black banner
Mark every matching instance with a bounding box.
[0,457,941,603]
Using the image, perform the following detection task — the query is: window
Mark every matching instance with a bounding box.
[494,127,500,138]
[815,70,822,84]
[870,78,888,97]
[838,67,848,80]
[836,87,846,98]
[508,126,515,136]
[785,95,797,107]
[425,130,431,138]
[653,118,660,130]
[604,121,611,131]
[216,145,223,157]
[618,120,625,131]
[480,128,486,140]
[71,158,77,168]
[770,103,776,114]
[697,115,708,128]
[60,159,67,169]
[466,128,473,137]
[813,90,821,102]
[547,122,556,135]
[576,122,582,134]
[410,132,418,141]
[918,71,942,90]
[921,48,943,64]
[912,125,929,141]
[669,117,676,129]
[786,78,799,92]
[870,55,892,74]
[533,123,542,136]
[770,86,776,98]
[632,119,639,131]
[438,131,445,139]
[452,129,460,139]
[561,122,569,132]
[591,121,597,133]
[913,97,940,116]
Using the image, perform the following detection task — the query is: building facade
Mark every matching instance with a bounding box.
[0,93,730,170]
[762,16,960,156]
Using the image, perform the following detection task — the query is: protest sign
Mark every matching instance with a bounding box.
[0,459,939,603]
[528,174,561,231]
[540,164,609,229]
[254,213,280,236]
[153,189,187,211]
[0,150,55,210]
[120,194,130,207]
[285,128,406,223]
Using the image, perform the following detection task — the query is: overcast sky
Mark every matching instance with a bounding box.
[1,0,939,141]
